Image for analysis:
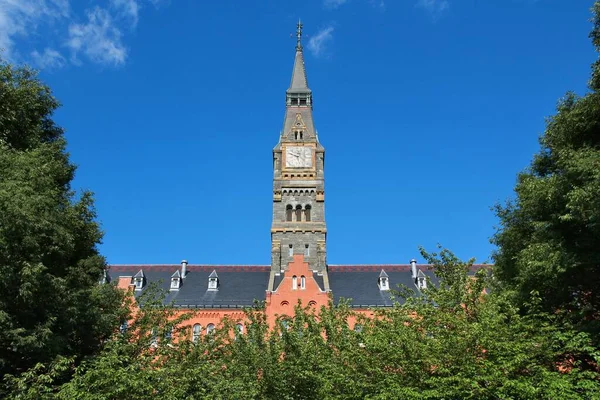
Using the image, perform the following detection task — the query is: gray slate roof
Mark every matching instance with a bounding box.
[109,264,490,309]
[328,265,436,308]
[109,265,270,309]
[288,49,311,93]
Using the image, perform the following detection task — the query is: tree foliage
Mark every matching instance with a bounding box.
[0,61,124,392]
[492,2,600,335]
[15,249,597,400]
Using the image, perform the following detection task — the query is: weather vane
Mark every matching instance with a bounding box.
[290,19,305,51]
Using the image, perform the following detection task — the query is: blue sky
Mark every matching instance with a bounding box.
[2,0,597,265]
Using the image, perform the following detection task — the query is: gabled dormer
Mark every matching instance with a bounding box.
[416,270,427,290]
[170,270,182,291]
[378,269,389,291]
[132,269,145,291]
[208,270,219,290]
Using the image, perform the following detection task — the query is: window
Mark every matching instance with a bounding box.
[206,324,215,335]
[192,324,201,342]
[119,320,128,334]
[289,244,293,257]
[299,99,307,106]
[299,131,303,139]
[294,131,298,140]
[304,205,311,221]
[354,324,363,333]
[379,277,389,291]
[296,205,302,222]
[236,324,244,335]
[286,205,293,222]
[292,275,297,290]
[304,244,310,257]
[164,326,173,342]
[134,277,144,290]
[150,327,158,347]
[300,275,306,290]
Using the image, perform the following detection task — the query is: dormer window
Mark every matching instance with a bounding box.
[417,270,427,290]
[132,270,145,291]
[208,270,219,290]
[170,270,182,291]
[378,270,389,291]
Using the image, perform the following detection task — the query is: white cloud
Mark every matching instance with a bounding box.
[416,0,449,20]
[0,0,69,60]
[0,0,164,68]
[111,0,140,27]
[324,0,348,9]
[31,47,65,69]
[67,7,127,66]
[307,26,334,58]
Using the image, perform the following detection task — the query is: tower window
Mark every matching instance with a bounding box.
[294,131,298,140]
[299,99,307,106]
[289,244,293,257]
[304,205,311,222]
[296,205,302,222]
[286,205,293,221]
[299,131,303,139]
[305,244,310,257]
[291,98,298,105]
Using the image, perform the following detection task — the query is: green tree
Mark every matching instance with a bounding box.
[0,60,124,392]
[48,249,600,399]
[492,2,600,334]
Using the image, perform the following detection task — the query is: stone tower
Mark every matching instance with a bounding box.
[270,21,326,280]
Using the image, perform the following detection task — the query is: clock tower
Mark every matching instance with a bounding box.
[270,22,327,285]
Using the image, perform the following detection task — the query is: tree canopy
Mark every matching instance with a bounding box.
[6,249,596,400]
[0,61,124,393]
[492,2,600,336]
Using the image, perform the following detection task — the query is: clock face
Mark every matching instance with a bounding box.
[285,147,313,168]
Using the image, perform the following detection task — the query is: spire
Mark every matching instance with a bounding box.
[296,19,303,51]
[288,20,311,93]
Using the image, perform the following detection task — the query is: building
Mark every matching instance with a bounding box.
[107,22,484,334]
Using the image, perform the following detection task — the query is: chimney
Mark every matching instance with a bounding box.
[181,259,188,278]
[410,259,417,281]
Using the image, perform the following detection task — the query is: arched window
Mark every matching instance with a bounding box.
[192,324,201,342]
[236,323,244,335]
[294,131,298,140]
[304,244,310,257]
[286,205,293,221]
[304,205,311,222]
[299,131,303,139]
[296,205,302,222]
[206,324,215,335]
[300,275,306,289]
[292,275,297,290]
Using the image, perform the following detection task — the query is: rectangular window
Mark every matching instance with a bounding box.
[289,244,293,257]
[305,244,310,257]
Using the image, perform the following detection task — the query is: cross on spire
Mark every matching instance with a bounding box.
[296,19,303,51]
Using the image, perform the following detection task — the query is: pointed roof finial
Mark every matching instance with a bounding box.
[296,19,303,51]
